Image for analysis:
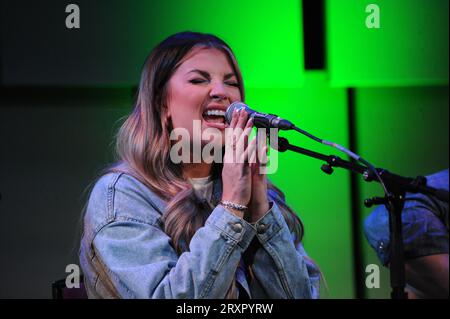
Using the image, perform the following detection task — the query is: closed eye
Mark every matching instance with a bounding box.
[225,81,240,87]
[190,79,239,88]
[189,78,207,84]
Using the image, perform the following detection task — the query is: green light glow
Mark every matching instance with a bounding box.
[133,0,304,88]
[326,0,449,87]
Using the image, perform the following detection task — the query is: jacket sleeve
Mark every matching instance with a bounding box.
[247,201,321,299]
[89,178,257,299]
[364,192,449,265]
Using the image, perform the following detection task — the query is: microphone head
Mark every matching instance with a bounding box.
[225,102,248,124]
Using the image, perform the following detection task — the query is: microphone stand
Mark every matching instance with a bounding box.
[273,135,449,299]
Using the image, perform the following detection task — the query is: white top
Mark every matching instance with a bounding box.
[187,175,214,205]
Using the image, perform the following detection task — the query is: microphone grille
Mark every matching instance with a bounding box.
[225,102,248,124]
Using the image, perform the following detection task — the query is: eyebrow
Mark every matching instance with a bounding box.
[187,69,236,80]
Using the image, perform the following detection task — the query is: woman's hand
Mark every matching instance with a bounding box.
[221,108,255,218]
[247,131,270,223]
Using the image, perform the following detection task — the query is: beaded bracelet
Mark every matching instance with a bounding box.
[219,200,248,212]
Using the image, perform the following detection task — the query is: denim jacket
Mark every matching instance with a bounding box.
[79,172,320,299]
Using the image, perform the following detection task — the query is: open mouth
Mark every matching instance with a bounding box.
[202,109,226,124]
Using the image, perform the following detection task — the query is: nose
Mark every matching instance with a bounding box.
[209,81,228,101]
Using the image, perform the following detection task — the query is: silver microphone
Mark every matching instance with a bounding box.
[225,102,294,130]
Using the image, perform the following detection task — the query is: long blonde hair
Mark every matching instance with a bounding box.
[107,32,305,298]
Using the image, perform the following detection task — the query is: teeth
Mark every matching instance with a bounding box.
[204,109,225,117]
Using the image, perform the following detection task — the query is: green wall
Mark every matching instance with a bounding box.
[326,0,449,87]
[133,0,306,88]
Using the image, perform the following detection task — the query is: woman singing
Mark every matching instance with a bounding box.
[79,31,320,299]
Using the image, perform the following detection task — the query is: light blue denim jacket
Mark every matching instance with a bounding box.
[79,172,320,299]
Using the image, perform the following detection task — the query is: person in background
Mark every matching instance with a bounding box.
[364,169,449,298]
